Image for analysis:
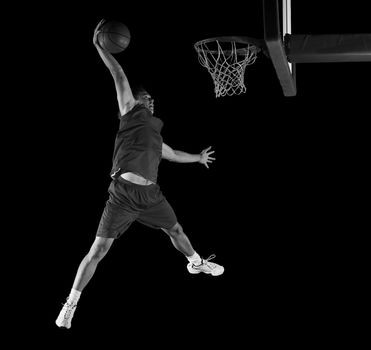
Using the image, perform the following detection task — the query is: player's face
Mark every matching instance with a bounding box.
[140,93,154,114]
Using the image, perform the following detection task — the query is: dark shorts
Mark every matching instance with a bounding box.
[96,177,178,239]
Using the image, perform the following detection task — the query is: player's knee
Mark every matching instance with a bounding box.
[89,245,109,261]
[166,223,184,238]
[88,238,113,261]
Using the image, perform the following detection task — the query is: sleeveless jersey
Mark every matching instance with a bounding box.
[110,104,163,183]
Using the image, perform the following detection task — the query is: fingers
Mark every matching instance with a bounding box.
[97,19,106,30]
[94,19,105,35]
[93,19,106,47]
[203,157,214,169]
[202,146,215,155]
[201,146,216,169]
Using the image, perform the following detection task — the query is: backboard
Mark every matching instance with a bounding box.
[263,0,296,96]
[194,0,371,98]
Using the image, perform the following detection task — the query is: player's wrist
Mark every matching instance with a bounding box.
[94,41,103,50]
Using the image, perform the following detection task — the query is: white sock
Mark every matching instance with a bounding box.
[187,252,202,266]
[67,288,81,305]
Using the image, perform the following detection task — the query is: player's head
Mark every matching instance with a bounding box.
[133,85,154,114]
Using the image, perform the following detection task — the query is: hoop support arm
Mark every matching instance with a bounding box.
[286,34,371,63]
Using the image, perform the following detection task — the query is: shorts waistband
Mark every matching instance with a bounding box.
[115,176,157,188]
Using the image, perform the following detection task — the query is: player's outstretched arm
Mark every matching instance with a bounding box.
[162,143,215,169]
[93,19,135,115]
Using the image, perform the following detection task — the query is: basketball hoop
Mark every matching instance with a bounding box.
[194,36,262,97]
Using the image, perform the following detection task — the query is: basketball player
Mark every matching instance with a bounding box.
[56,20,224,329]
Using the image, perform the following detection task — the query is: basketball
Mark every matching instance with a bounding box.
[98,21,131,54]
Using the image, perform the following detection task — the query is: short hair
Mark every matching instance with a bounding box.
[117,85,149,118]
[132,85,148,99]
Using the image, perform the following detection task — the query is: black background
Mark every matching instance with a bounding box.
[8,1,369,346]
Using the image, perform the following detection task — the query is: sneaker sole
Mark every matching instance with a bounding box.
[187,268,224,276]
[55,320,71,329]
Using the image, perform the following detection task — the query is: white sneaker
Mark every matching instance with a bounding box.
[55,300,77,329]
[187,254,224,276]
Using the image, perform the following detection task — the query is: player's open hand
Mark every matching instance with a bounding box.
[93,19,106,46]
[199,146,215,169]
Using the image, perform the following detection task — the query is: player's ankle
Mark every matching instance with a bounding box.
[67,288,81,305]
[187,252,202,265]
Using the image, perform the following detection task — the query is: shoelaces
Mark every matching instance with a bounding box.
[62,301,76,320]
[195,254,217,268]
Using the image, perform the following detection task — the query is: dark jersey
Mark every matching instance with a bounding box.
[110,104,164,183]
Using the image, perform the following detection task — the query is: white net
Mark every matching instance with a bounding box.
[195,39,259,97]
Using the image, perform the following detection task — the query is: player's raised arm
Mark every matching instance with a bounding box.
[93,19,135,115]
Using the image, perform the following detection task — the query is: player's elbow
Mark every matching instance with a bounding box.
[164,151,177,162]
[166,154,177,162]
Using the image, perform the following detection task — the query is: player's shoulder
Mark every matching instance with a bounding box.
[120,100,141,117]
